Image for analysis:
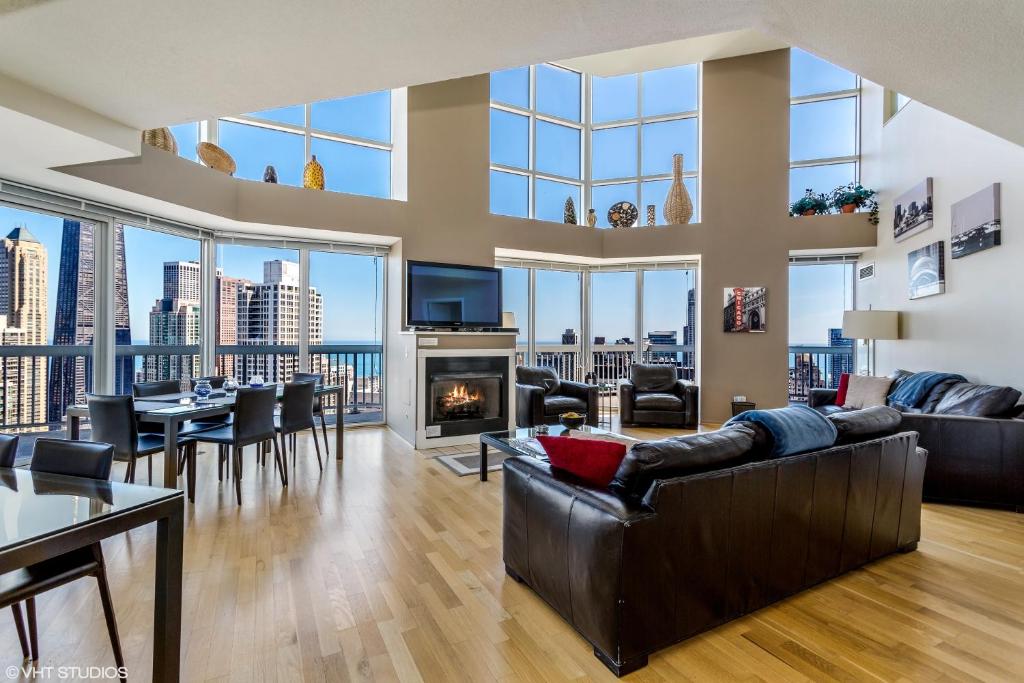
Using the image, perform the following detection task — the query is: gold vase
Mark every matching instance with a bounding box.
[663,153,693,225]
[142,127,178,155]
[303,155,325,190]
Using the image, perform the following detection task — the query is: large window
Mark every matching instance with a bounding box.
[789,49,860,206]
[167,92,396,199]
[642,269,696,379]
[788,261,855,401]
[534,268,583,379]
[490,63,699,226]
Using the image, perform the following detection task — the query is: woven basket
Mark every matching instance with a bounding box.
[141,127,178,155]
[197,142,237,176]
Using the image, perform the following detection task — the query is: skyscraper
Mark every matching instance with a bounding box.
[828,327,854,387]
[47,220,132,422]
[0,227,48,428]
[147,261,201,381]
[214,269,249,378]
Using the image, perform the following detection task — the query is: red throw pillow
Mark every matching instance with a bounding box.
[836,373,851,406]
[536,435,627,488]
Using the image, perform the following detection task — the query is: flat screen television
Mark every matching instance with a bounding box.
[406,260,502,328]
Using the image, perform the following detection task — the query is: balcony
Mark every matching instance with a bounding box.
[517,343,696,386]
[788,345,855,402]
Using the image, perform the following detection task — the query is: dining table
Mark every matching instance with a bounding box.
[65,383,345,490]
[0,467,184,681]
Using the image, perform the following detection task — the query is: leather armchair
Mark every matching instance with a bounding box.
[515,366,598,428]
[619,364,698,429]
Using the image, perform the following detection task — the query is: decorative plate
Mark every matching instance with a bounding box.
[607,201,638,228]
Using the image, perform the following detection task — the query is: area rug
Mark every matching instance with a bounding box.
[435,450,510,477]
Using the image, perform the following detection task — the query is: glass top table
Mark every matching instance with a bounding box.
[478,425,617,481]
[0,467,184,681]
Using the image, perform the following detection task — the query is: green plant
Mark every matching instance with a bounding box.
[830,183,879,225]
[789,188,829,216]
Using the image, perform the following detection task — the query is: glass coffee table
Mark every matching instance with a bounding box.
[478,424,616,481]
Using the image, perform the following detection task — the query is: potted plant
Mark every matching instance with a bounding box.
[789,189,829,217]
[830,183,879,224]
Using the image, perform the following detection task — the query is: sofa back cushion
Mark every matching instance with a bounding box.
[610,423,756,501]
[933,382,1023,417]
[725,405,838,457]
[844,375,893,409]
[516,366,560,395]
[828,406,902,443]
[630,364,676,392]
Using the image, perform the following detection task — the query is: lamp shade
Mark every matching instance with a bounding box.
[842,310,899,340]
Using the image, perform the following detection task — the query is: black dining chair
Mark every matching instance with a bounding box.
[0,434,18,468]
[1,439,125,679]
[186,386,283,505]
[292,372,330,456]
[87,394,193,485]
[133,379,182,398]
[134,380,218,476]
[275,381,323,472]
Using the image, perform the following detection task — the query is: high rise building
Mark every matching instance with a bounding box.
[146,261,201,381]
[683,288,696,347]
[828,327,855,387]
[47,220,132,422]
[645,330,678,365]
[214,268,249,378]
[236,260,322,382]
[0,227,48,428]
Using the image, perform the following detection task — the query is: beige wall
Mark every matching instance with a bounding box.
[60,49,879,425]
[858,83,1022,389]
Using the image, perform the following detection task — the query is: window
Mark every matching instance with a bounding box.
[0,204,95,431]
[489,63,699,226]
[642,269,697,380]
[788,261,855,400]
[591,270,637,383]
[535,269,583,380]
[500,266,530,365]
[789,49,860,206]
[488,65,584,221]
[122,225,202,387]
[169,123,200,162]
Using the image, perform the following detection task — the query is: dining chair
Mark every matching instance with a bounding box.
[133,379,181,398]
[134,380,217,476]
[0,434,17,468]
[87,394,193,485]
[275,381,323,472]
[1,438,125,680]
[292,372,330,456]
[186,386,283,504]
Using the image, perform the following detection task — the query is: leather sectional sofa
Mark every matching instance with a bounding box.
[502,412,926,675]
[810,373,1023,511]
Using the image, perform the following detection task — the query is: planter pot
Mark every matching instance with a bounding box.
[841,203,857,214]
[802,209,816,216]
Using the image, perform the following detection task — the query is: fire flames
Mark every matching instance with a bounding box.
[440,383,482,409]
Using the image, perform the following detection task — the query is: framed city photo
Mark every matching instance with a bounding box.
[723,287,766,332]
[907,241,946,299]
[893,178,934,242]
[951,183,1001,259]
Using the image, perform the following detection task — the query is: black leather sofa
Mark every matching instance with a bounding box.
[503,415,926,675]
[515,366,599,428]
[619,364,698,429]
[810,376,1023,511]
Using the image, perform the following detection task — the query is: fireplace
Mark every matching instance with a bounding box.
[423,355,509,438]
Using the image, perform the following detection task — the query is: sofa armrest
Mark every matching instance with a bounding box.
[559,380,600,426]
[619,380,636,424]
[515,383,545,428]
[808,388,838,408]
[673,381,699,428]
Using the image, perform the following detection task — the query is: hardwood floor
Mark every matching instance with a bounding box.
[4,425,1023,682]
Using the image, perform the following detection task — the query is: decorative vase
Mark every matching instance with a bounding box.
[663,153,693,225]
[586,209,597,228]
[303,155,325,190]
[647,204,656,226]
[841,203,856,214]
[193,379,213,399]
[142,127,178,155]
[263,165,278,183]
[564,196,577,224]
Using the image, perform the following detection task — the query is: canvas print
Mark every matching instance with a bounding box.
[908,241,946,299]
[951,183,1001,259]
[893,178,934,242]
[723,287,766,333]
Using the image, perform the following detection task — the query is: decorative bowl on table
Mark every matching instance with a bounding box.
[558,412,586,432]
[223,376,239,393]
[194,379,213,398]
[249,375,265,388]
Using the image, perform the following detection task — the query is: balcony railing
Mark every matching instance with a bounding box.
[788,345,855,402]
[0,342,383,433]
[517,343,696,386]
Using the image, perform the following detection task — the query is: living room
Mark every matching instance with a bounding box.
[0,2,1021,681]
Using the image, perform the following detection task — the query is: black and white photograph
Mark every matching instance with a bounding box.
[908,241,946,299]
[893,178,934,242]
[951,183,1001,259]
[723,286,766,332]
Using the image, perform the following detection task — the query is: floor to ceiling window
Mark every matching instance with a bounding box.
[534,268,583,380]
[0,204,95,432]
[489,62,699,226]
[789,49,860,206]
[122,225,202,388]
[641,268,697,380]
[501,266,530,366]
[788,260,855,402]
[590,270,637,382]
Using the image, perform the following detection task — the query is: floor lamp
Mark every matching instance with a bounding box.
[842,310,899,376]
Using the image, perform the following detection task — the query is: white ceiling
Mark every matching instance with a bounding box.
[0,0,1021,146]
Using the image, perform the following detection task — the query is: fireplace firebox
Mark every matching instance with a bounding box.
[423,356,509,438]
